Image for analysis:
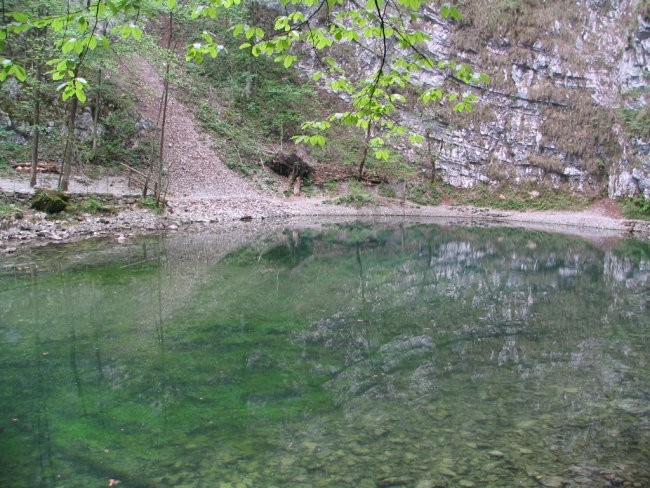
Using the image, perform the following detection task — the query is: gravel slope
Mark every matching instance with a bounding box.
[125,56,258,201]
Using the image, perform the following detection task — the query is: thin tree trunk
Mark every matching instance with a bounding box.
[57,0,101,190]
[59,97,79,191]
[92,68,102,152]
[426,130,435,183]
[358,123,372,181]
[30,63,42,188]
[155,11,173,203]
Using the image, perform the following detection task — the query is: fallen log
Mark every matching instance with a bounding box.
[11,161,61,174]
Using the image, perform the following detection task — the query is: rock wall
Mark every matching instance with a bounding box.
[416,0,650,198]
[411,0,649,197]
[310,0,649,197]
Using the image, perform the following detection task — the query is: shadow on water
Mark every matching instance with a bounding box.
[0,223,648,487]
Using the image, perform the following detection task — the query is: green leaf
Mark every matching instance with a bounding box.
[309,134,327,146]
[76,85,87,103]
[11,66,29,83]
[409,133,424,144]
[397,0,422,9]
[87,35,98,50]
[12,11,29,22]
[74,39,84,54]
[370,136,385,147]
[167,0,177,8]
[77,16,88,33]
[441,5,461,21]
[61,38,76,54]
[283,55,296,68]
[374,149,391,160]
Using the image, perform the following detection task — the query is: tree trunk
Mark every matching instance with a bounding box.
[30,63,42,188]
[358,124,372,181]
[426,130,435,183]
[155,11,173,203]
[92,68,102,152]
[58,97,79,191]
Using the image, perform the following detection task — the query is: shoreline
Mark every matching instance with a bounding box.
[1,194,649,255]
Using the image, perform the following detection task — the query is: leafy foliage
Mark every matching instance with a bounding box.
[1,0,486,168]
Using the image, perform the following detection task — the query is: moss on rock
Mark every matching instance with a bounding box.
[30,190,71,214]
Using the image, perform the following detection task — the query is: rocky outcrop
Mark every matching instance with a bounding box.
[407,0,650,198]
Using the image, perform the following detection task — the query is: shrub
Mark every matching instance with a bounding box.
[331,181,375,207]
[622,195,650,220]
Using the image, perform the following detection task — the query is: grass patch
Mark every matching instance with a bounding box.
[74,197,116,215]
[406,181,447,206]
[328,181,375,207]
[618,105,650,141]
[378,183,396,198]
[138,196,164,212]
[453,183,594,211]
[0,201,23,219]
[622,195,650,220]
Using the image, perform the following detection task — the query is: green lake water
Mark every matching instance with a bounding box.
[0,223,648,488]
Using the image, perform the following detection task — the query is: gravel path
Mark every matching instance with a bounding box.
[1,55,649,252]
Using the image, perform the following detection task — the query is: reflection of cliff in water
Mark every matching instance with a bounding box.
[292,225,648,408]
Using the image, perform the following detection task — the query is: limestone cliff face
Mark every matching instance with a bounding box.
[409,0,649,198]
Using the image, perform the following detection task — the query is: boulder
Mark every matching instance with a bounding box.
[30,190,71,214]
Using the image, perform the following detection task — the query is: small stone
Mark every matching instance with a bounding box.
[439,468,457,477]
[519,448,534,455]
[376,476,412,487]
[488,450,505,458]
[539,476,567,487]
[415,481,433,488]
[302,441,318,452]
[459,480,475,487]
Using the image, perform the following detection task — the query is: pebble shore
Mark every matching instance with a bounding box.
[2,190,649,256]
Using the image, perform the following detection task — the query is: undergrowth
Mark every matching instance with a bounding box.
[622,195,650,220]
[454,183,593,211]
[74,197,116,215]
[0,200,22,218]
[138,196,164,212]
[328,181,375,207]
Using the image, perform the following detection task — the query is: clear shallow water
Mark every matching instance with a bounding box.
[0,223,648,488]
